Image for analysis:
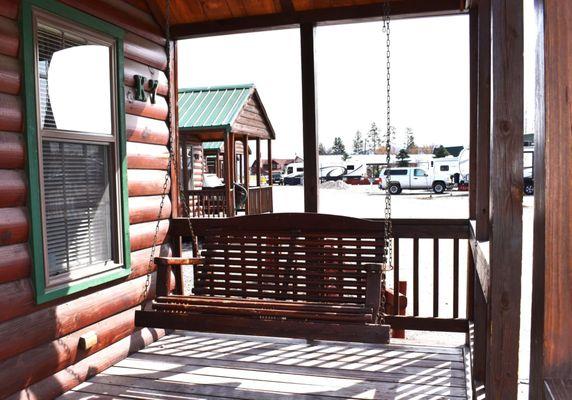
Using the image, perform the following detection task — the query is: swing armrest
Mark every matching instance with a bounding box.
[154,257,203,297]
[364,263,383,321]
[154,257,203,266]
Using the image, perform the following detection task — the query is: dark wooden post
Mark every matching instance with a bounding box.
[243,136,250,214]
[475,0,491,241]
[223,132,233,216]
[267,139,273,186]
[469,7,478,220]
[530,1,572,397]
[300,22,319,212]
[487,0,523,397]
[255,138,261,187]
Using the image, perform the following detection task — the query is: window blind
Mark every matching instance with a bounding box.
[43,141,113,276]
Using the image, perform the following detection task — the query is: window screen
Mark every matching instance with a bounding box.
[43,142,113,276]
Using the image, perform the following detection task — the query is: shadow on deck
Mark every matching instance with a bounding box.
[58,332,471,399]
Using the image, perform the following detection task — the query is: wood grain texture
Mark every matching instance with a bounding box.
[60,0,164,45]
[487,0,524,397]
[125,86,168,120]
[0,207,28,246]
[0,170,26,208]
[538,0,572,384]
[127,169,170,196]
[0,132,24,169]
[0,54,20,95]
[6,327,165,400]
[128,195,171,224]
[127,141,169,169]
[124,32,167,71]
[0,16,18,58]
[0,0,19,20]
[0,243,30,284]
[129,219,169,252]
[0,307,139,398]
[126,114,169,145]
[469,7,477,220]
[0,93,22,132]
[0,275,156,362]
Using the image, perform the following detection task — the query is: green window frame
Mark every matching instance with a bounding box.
[21,0,130,304]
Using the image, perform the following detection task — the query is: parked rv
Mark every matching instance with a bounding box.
[379,167,451,194]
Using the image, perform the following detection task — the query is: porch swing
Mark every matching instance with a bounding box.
[135,1,395,344]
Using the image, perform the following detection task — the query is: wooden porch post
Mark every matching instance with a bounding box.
[300,22,319,212]
[243,136,250,214]
[475,0,491,241]
[223,132,233,216]
[487,1,523,398]
[469,6,478,221]
[256,138,261,187]
[267,139,273,186]
[530,1,572,398]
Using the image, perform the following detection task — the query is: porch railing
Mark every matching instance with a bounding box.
[187,188,228,218]
[248,186,273,215]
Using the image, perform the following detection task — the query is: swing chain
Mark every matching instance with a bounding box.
[380,0,393,320]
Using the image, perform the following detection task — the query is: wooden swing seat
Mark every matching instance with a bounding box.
[135,213,392,344]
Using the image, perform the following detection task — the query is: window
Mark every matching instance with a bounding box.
[23,1,129,303]
[297,167,304,172]
[287,167,293,174]
[439,165,450,172]
[346,165,355,171]
[414,169,427,177]
[385,169,408,176]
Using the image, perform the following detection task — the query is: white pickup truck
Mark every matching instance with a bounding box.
[379,167,450,194]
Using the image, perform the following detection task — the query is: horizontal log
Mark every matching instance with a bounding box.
[129,195,171,225]
[124,32,167,71]
[127,141,169,170]
[0,0,19,20]
[0,170,26,208]
[7,327,165,400]
[384,316,469,333]
[124,58,168,96]
[0,307,139,398]
[129,219,169,252]
[128,169,170,196]
[0,207,28,246]
[0,53,20,95]
[0,131,24,169]
[0,93,22,132]
[0,243,30,284]
[125,114,169,145]
[0,16,18,58]
[60,0,164,45]
[0,243,170,325]
[125,86,168,120]
[0,274,156,362]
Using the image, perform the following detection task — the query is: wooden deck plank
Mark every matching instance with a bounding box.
[58,333,468,400]
[119,352,468,387]
[154,332,464,355]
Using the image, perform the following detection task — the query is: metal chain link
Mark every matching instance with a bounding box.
[141,0,198,303]
[380,1,393,319]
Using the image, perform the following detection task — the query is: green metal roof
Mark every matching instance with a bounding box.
[178,84,254,130]
[202,141,223,151]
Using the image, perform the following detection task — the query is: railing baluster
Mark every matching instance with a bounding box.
[413,238,419,316]
[393,238,400,315]
[453,238,459,318]
[433,238,439,318]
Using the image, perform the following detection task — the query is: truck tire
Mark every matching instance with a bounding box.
[524,182,534,195]
[432,181,446,194]
[389,183,402,195]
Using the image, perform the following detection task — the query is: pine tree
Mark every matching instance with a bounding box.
[318,143,329,155]
[434,145,450,158]
[367,122,381,154]
[396,148,409,166]
[331,137,347,156]
[352,130,364,155]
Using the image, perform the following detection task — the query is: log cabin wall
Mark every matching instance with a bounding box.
[0,0,173,398]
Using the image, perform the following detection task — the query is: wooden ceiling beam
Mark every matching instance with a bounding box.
[279,0,295,14]
[171,0,468,39]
